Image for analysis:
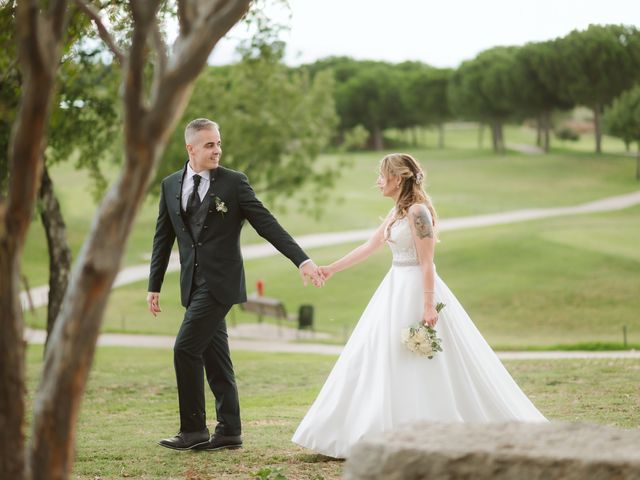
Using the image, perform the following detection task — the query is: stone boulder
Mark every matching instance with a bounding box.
[344,422,640,479]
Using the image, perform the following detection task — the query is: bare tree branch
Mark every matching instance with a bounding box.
[123,1,156,127]
[73,0,125,64]
[158,0,251,120]
[191,0,250,68]
[49,0,69,39]
[177,0,194,36]
[150,16,168,102]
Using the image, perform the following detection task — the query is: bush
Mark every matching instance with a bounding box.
[555,127,580,141]
[340,124,369,151]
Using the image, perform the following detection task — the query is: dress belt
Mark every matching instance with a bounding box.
[392,259,420,267]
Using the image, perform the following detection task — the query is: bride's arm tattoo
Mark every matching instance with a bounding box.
[412,209,434,239]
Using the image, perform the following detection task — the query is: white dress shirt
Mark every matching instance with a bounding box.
[181,164,211,211]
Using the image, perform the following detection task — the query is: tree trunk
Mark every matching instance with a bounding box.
[490,120,503,153]
[372,126,384,151]
[543,110,551,153]
[636,144,640,182]
[478,123,485,149]
[39,164,72,352]
[536,114,543,147]
[490,122,497,152]
[1,1,69,477]
[26,2,251,478]
[438,123,444,149]
[497,121,505,154]
[594,102,603,154]
[411,127,418,147]
[0,206,27,480]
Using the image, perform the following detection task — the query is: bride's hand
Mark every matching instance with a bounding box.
[319,266,334,282]
[423,304,438,327]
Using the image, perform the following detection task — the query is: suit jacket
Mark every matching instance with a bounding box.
[148,164,309,307]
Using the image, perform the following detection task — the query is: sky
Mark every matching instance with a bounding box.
[205,0,640,68]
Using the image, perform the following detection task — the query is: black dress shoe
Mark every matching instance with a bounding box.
[158,429,210,450]
[194,434,243,451]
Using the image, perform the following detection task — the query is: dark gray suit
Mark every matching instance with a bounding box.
[148,164,309,433]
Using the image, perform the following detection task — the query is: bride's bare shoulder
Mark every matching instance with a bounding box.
[408,203,430,217]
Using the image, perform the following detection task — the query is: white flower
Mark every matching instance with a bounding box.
[214,196,228,215]
[400,328,412,344]
[400,308,445,360]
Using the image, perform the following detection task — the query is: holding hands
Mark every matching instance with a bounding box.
[299,260,326,287]
[318,266,334,282]
[299,261,338,287]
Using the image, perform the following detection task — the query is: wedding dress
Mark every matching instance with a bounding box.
[292,213,547,459]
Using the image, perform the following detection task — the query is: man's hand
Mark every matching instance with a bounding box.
[299,260,324,287]
[147,292,162,317]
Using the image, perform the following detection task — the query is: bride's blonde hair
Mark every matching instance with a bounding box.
[380,153,439,240]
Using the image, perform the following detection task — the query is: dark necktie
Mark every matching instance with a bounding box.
[187,174,202,216]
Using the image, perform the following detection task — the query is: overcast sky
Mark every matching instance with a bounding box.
[205,0,640,68]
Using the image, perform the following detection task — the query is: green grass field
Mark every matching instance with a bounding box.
[24,202,640,349]
[23,345,640,480]
[21,124,637,286]
[20,123,640,349]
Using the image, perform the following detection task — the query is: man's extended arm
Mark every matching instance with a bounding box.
[237,173,322,285]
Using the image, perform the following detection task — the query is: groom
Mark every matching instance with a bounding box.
[147,118,323,451]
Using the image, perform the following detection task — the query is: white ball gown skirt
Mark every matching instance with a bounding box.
[292,263,547,459]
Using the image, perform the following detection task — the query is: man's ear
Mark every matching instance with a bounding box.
[186,143,193,155]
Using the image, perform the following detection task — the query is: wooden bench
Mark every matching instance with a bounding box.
[239,294,314,332]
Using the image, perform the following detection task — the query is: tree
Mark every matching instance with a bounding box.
[549,25,640,153]
[0,1,250,478]
[512,41,574,152]
[448,47,519,154]
[403,66,452,148]
[156,43,339,215]
[337,63,406,150]
[1,3,125,348]
[605,85,640,180]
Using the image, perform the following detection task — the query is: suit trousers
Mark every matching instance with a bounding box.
[173,280,240,435]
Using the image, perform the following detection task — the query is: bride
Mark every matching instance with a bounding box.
[292,153,547,459]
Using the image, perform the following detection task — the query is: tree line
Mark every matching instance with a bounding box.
[301,24,640,157]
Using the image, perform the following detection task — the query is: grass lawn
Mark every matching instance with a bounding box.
[20,125,639,287]
[24,203,640,349]
[23,345,640,480]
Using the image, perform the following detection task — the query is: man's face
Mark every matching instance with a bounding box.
[187,128,222,172]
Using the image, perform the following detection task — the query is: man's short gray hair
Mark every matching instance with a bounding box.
[184,118,219,144]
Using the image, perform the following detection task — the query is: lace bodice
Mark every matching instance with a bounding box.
[386,216,420,266]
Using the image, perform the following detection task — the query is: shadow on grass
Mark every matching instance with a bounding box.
[294,453,344,464]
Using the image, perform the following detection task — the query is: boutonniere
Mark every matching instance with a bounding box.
[214,196,228,217]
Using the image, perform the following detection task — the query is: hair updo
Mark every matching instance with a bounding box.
[380,153,439,240]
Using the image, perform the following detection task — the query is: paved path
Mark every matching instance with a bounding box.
[507,143,545,155]
[20,190,640,311]
[23,327,640,359]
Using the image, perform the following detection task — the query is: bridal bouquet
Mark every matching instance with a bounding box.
[401,302,446,359]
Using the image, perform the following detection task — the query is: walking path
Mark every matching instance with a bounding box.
[23,327,640,359]
[507,143,545,155]
[22,189,640,359]
[20,190,640,311]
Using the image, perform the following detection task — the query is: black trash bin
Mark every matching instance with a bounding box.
[297,304,314,331]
